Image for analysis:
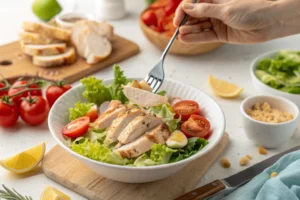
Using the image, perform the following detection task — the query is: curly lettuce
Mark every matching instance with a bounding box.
[169,137,208,163]
[134,144,176,166]
[255,50,300,94]
[147,103,181,132]
[69,102,95,121]
[71,139,132,165]
[81,65,130,106]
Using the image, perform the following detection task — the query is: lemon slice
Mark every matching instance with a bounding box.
[41,186,71,200]
[0,142,45,173]
[208,75,244,98]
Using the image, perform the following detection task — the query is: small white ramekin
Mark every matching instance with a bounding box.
[240,95,299,148]
[55,12,95,29]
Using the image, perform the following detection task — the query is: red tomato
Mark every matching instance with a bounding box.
[8,81,42,105]
[28,84,42,96]
[164,0,181,16]
[46,83,72,107]
[20,96,49,126]
[181,115,211,138]
[173,100,200,121]
[142,10,158,26]
[0,98,19,127]
[149,1,167,9]
[62,116,90,138]
[86,105,98,122]
[0,82,9,97]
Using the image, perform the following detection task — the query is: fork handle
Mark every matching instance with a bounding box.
[160,0,198,60]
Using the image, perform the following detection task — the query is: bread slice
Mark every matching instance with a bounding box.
[19,32,62,45]
[83,29,112,64]
[33,47,76,67]
[23,43,67,56]
[23,22,71,41]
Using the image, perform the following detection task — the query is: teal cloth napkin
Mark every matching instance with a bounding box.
[221,150,300,200]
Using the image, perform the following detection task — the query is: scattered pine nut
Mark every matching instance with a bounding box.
[270,172,278,178]
[239,157,249,166]
[220,157,231,168]
[246,154,253,160]
[258,146,268,155]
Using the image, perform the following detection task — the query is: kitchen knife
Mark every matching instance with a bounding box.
[175,145,300,200]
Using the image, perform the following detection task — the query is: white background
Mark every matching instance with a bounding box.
[0,0,300,199]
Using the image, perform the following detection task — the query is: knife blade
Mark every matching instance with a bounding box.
[175,145,300,200]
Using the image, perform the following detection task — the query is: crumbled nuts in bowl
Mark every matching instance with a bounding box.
[246,102,293,123]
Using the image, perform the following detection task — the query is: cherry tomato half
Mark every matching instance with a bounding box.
[0,98,19,127]
[142,10,158,26]
[62,116,90,138]
[181,115,211,138]
[173,100,200,121]
[86,105,98,122]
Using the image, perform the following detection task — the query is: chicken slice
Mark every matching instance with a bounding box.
[105,108,144,145]
[117,114,163,144]
[115,124,170,159]
[94,101,126,128]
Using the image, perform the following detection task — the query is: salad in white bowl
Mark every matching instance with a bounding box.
[61,65,211,167]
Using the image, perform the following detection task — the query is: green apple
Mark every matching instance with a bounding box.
[32,0,62,21]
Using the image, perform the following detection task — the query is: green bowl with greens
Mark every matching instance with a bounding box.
[251,49,300,107]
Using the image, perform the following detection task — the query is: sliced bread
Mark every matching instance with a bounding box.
[19,32,62,45]
[23,43,67,56]
[33,47,76,67]
[23,22,71,41]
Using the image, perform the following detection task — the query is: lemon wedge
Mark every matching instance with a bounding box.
[41,186,71,200]
[0,142,45,173]
[208,75,244,98]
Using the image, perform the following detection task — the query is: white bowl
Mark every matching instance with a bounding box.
[240,95,299,148]
[48,78,225,183]
[250,49,300,107]
[55,12,95,29]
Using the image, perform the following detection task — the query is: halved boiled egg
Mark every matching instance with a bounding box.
[166,130,188,149]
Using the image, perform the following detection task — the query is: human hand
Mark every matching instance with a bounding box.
[174,0,300,44]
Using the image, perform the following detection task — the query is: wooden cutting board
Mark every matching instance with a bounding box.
[0,35,139,83]
[42,133,229,200]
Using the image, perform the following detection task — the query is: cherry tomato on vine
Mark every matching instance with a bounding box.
[0,96,19,127]
[46,82,72,107]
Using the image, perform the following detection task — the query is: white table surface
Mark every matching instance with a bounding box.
[1,0,300,199]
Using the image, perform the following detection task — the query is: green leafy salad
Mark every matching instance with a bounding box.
[255,50,300,94]
[62,65,210,167]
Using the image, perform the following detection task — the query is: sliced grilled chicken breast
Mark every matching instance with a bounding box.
[23,22,71,41]
[33,47,76,67]
[122,85,168,107]
[84,29,112,64]
[19,32,62,45]
[86,20,114,40]
[105,108,144,145]
[23,43,67,56]
[94,101,127,129]
[117,114,163,144]
[115,124,170,159]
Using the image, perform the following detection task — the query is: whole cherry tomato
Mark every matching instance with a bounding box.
[46,81,72,107]
[142,10,158,26]
[0,96,19,127]
[20,95,49,126]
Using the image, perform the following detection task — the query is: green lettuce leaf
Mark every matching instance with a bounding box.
[133,144,176,166]
[147,103,180,132]
[83,128,107,143]
[81,76,111,106]
[255,70,283,89]
[69,102,95,121]
[108,65,130,103]
[71,139,132,165]
[169,137,208,163]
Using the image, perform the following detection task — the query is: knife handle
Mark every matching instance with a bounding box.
[175,179,226,200]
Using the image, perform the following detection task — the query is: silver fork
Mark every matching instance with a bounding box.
[145,0,198,93]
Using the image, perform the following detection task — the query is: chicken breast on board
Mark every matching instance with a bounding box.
[117,114,163,144]
[105,108,144,145]
[115,124,170,159]
[94,101,127,129]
